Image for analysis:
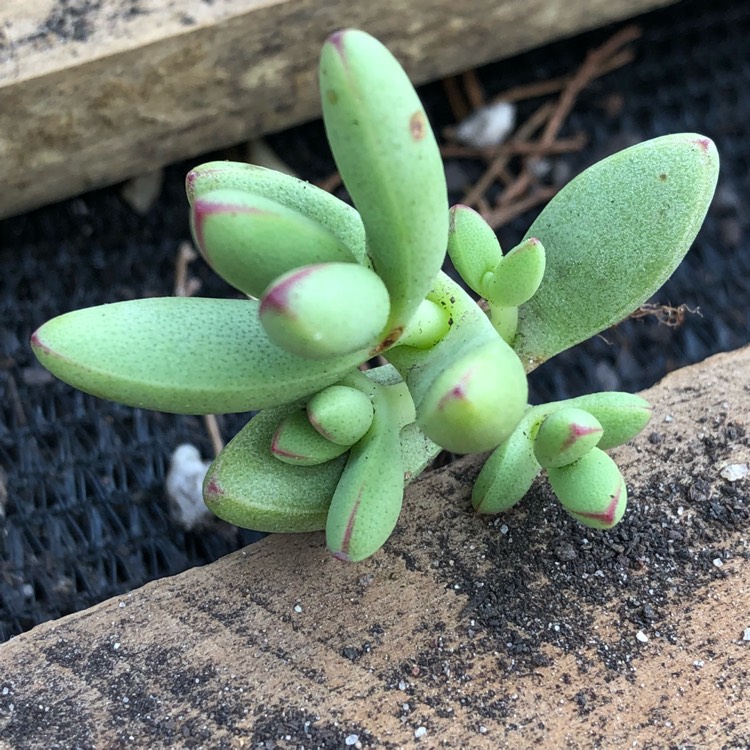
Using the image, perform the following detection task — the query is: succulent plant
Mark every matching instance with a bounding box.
[31,29,719,562]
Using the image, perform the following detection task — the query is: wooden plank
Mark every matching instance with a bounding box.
[1,345,749,748]
[0,0,678,219]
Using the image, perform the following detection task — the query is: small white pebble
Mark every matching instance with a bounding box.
[118,601,126,608]
[500,524,509,535]
[414,726,428,739]
[693,660,704,668]
[120,169,164,215]
[402,703,410,711]
[345,734,359,746]
[398,680,407,691]
[479,725,488,734]
[664,415,673,423]
[113,643,120,650]
[720,463,748,482]
[293,604,303,613]
[713,558,724,568]
[636,630,649,643]
[166,444,212,531]
[455,101,516,148]
[743,628,750,642]
[2,687,9,696]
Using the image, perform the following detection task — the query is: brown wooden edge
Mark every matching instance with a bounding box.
[1,344,749,748]
[0,0,678,219]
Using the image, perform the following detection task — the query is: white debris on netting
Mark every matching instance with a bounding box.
[120,169,165,215]
[455,101,516,148]
[165,444,213,531]
[719,463,749,482]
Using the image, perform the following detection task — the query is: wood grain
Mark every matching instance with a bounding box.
[0,0,677,219]
[1,345,749,748]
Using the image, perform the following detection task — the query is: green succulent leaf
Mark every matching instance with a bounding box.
[307,385,374,446]
[205,402,347,532]
[473,390,650,515]
[190,188,357,298]
[325,380,406,562]
[533,407,603,469]
[513,133,720,369]
[203,366,440,534]
[186,161,368,264]
[270,409,351,466]
[565,391,651,450]
[447,204,503,296]
[481,237,546,308]
[259,262,390,359]
[548,448,628,529]
[472,421,541,515]
[389,272,528,454]
[320,29,449,338]
[31,297,369,414]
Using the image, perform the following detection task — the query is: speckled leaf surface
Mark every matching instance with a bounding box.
[31,297,366,414]
[320,30,449,334]
[514,134,719,369]
[204,389,441,534]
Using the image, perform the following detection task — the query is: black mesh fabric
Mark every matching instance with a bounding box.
[1,0,748,641]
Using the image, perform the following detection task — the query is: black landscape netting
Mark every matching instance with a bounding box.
[1,0,749,641]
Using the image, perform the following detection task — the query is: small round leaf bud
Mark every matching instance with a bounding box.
[533,407,603,469]
[307,385,374,446]
[271,409,350,466]
[418,339,527,454]
[547,448,628,529]
[260,262,390,360]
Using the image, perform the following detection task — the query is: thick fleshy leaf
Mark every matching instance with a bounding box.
[320,29,449,338]
[389,272,528,453]
[190,188,356,297]
[325,380,405,561]
[533,407,602,469]
[204,403,346,532]
[447,204,503,296]
[203,368,440,533]
[472,420,541,515]
[186,161,368,264]
[566,391,651,450]
[259,262,390,359]
[307,385,374,446]
[473,391,650,515]
[417,338,528,454]
[270,409,350,465]
[513,134,719,369]
[481,237,546,308]
[548,448,628,529]
[31,297,368,414]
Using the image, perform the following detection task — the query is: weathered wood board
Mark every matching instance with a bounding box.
[1,345,749,748]
[0,0,678,219]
